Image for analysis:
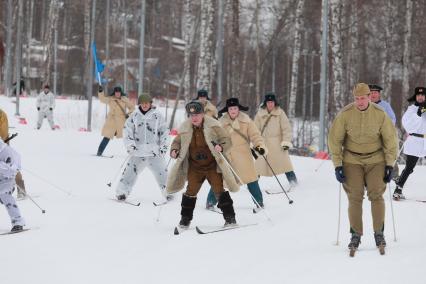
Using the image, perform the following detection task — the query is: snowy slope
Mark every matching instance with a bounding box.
[1,95,425,284]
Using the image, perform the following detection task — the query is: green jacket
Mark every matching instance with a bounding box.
[328,102,397,167]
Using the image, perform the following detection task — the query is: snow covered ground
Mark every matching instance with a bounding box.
[1,95,426,284]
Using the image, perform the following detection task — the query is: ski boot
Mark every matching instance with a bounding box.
[178,216,191,229]
[393,186,405,201]
[116,194,126,201]
[348,233,361,257]
[11,225,23,233]
[374,232,386,255]
[224,215,237,227]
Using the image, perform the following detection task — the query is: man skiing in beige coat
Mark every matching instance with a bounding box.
[328,83,398,256]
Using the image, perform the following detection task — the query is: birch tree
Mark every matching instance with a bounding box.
[183,0,194,100]
[288,0,305,118]
[401,0,413,111]
[42,0,60,84]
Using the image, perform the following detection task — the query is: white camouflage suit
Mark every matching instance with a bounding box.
[116,106,170,198]
[0,139,25,227]
[36,91,55,129]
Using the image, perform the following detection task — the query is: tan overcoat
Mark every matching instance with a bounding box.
[220,112,265,184]
[166,116,239,194]
[254,107,294,176]
[99,91,135,139]
[204,100,218,119]
[0,109,8,141]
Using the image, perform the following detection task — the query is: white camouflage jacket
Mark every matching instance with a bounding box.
[123,107,169,157]
[0,139,21,190]
[36,91,55,112]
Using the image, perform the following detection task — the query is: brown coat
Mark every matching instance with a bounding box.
[220,112,265,184]
[0,109,8,141]
[166,116,239,194]
[203,100,218,119]
[99,91,135,139]
[254,107,294,176]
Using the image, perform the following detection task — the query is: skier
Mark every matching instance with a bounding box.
[328,83,397,255]
[115,94,171,201]
[96,85,135,156]
[196,89,218,119]
[166,101,239,230]
[206,97,266,209]
[254,93,298,185]
[0,138,25,232]
[0,108,27,199]
[36,84,56,130]
[369,84,399,180]
[393,87,426,200]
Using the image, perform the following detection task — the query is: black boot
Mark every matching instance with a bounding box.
[11,225,23,232]
[374,232,386,247]
[217,191,237,227]
[97,137,110,156]
[348,233,361,249]
[179,194,196,228]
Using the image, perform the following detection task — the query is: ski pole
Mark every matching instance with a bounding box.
[387,145,403,242]
[259,154,294,204]
[4,133,18,143]
[314,159,327,172]
[17,185,46,214]
[107,154,132,187]
[335,183,342,246]
[22,168,72,196]
[212,141,273,223]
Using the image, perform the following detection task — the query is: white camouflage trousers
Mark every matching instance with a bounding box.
[116,156,168,198]
[0,185,25,227]
[37,110,55,129]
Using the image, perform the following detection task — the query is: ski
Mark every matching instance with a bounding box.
[153,201,167,207]
[195,223,257,234]
[265,186,293,195]
[94,154,114,158]
[378,245,385,255]
[252,207,263,214]
[0,227,39,236]
[206,206,222,214]
[110,198,140,207]
[174,226,190,235]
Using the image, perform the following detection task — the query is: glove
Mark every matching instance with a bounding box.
[255,146,265,155]
[49,107,53,111]
[335,166,345,183]
[281,141,292,151]
[126,145,137,155]
[37,107,40,111]
[417,105,426,117]
[383,166,393,183]
[98,85,103,93]
[159,146,168,157]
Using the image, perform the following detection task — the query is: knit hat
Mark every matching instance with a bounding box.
[138,94,152,104]
[185,100,204,115]
[352,83,370,97]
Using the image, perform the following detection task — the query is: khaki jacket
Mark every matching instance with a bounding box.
[204,101,218,119]
[166,116,239,193]
[99,91,135,139]
[220,112,265,184]
[254,107,294,175]
[0,109,8,141]
[328,102,398,167]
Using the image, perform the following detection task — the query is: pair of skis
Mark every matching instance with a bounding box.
[174,223,257,235]
[349,245,385,257]
[111,199,168,207]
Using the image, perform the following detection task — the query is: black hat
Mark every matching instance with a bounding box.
[407,87,426,102]
[185,100,204,115]
[261,92,279,108]
[111,85,126,96]
[218,97,249,114]
[43,84,50,89]
[368,84,383,92]
[196,89,210,100]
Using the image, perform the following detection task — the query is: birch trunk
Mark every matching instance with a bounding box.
[43,0,59,85]
[197,0,214,94]
[401,0,413,112]
[381,0,396,101]
[255,0,261,107]
[288,0,305,119]
[330,0,344,114]
[230,0,241,99]
[183,0,193,101]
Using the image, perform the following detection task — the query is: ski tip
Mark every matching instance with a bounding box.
[174,227,180,235]
[195,226,205,234]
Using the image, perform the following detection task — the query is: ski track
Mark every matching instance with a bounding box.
[1,96,426,284]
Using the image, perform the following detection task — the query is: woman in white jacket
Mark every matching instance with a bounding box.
[0,139,25,232]
[393,87,426,200]
[115,94,171,201]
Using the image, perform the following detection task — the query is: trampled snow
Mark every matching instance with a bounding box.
[1,95,425,284]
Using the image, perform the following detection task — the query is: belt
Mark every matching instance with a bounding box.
[409,133,425,138]
[346,149,381,156]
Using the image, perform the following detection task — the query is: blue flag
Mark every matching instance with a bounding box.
[92,42,105,84]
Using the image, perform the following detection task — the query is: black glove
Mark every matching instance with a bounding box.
[335,166,345,183]
[255,146,265,155]
[383,166,393,183]
[49,107,53,111]
[37,107,40,111]
[417,105,426,117]
[98,85,103,93]
[282,146,289,151]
